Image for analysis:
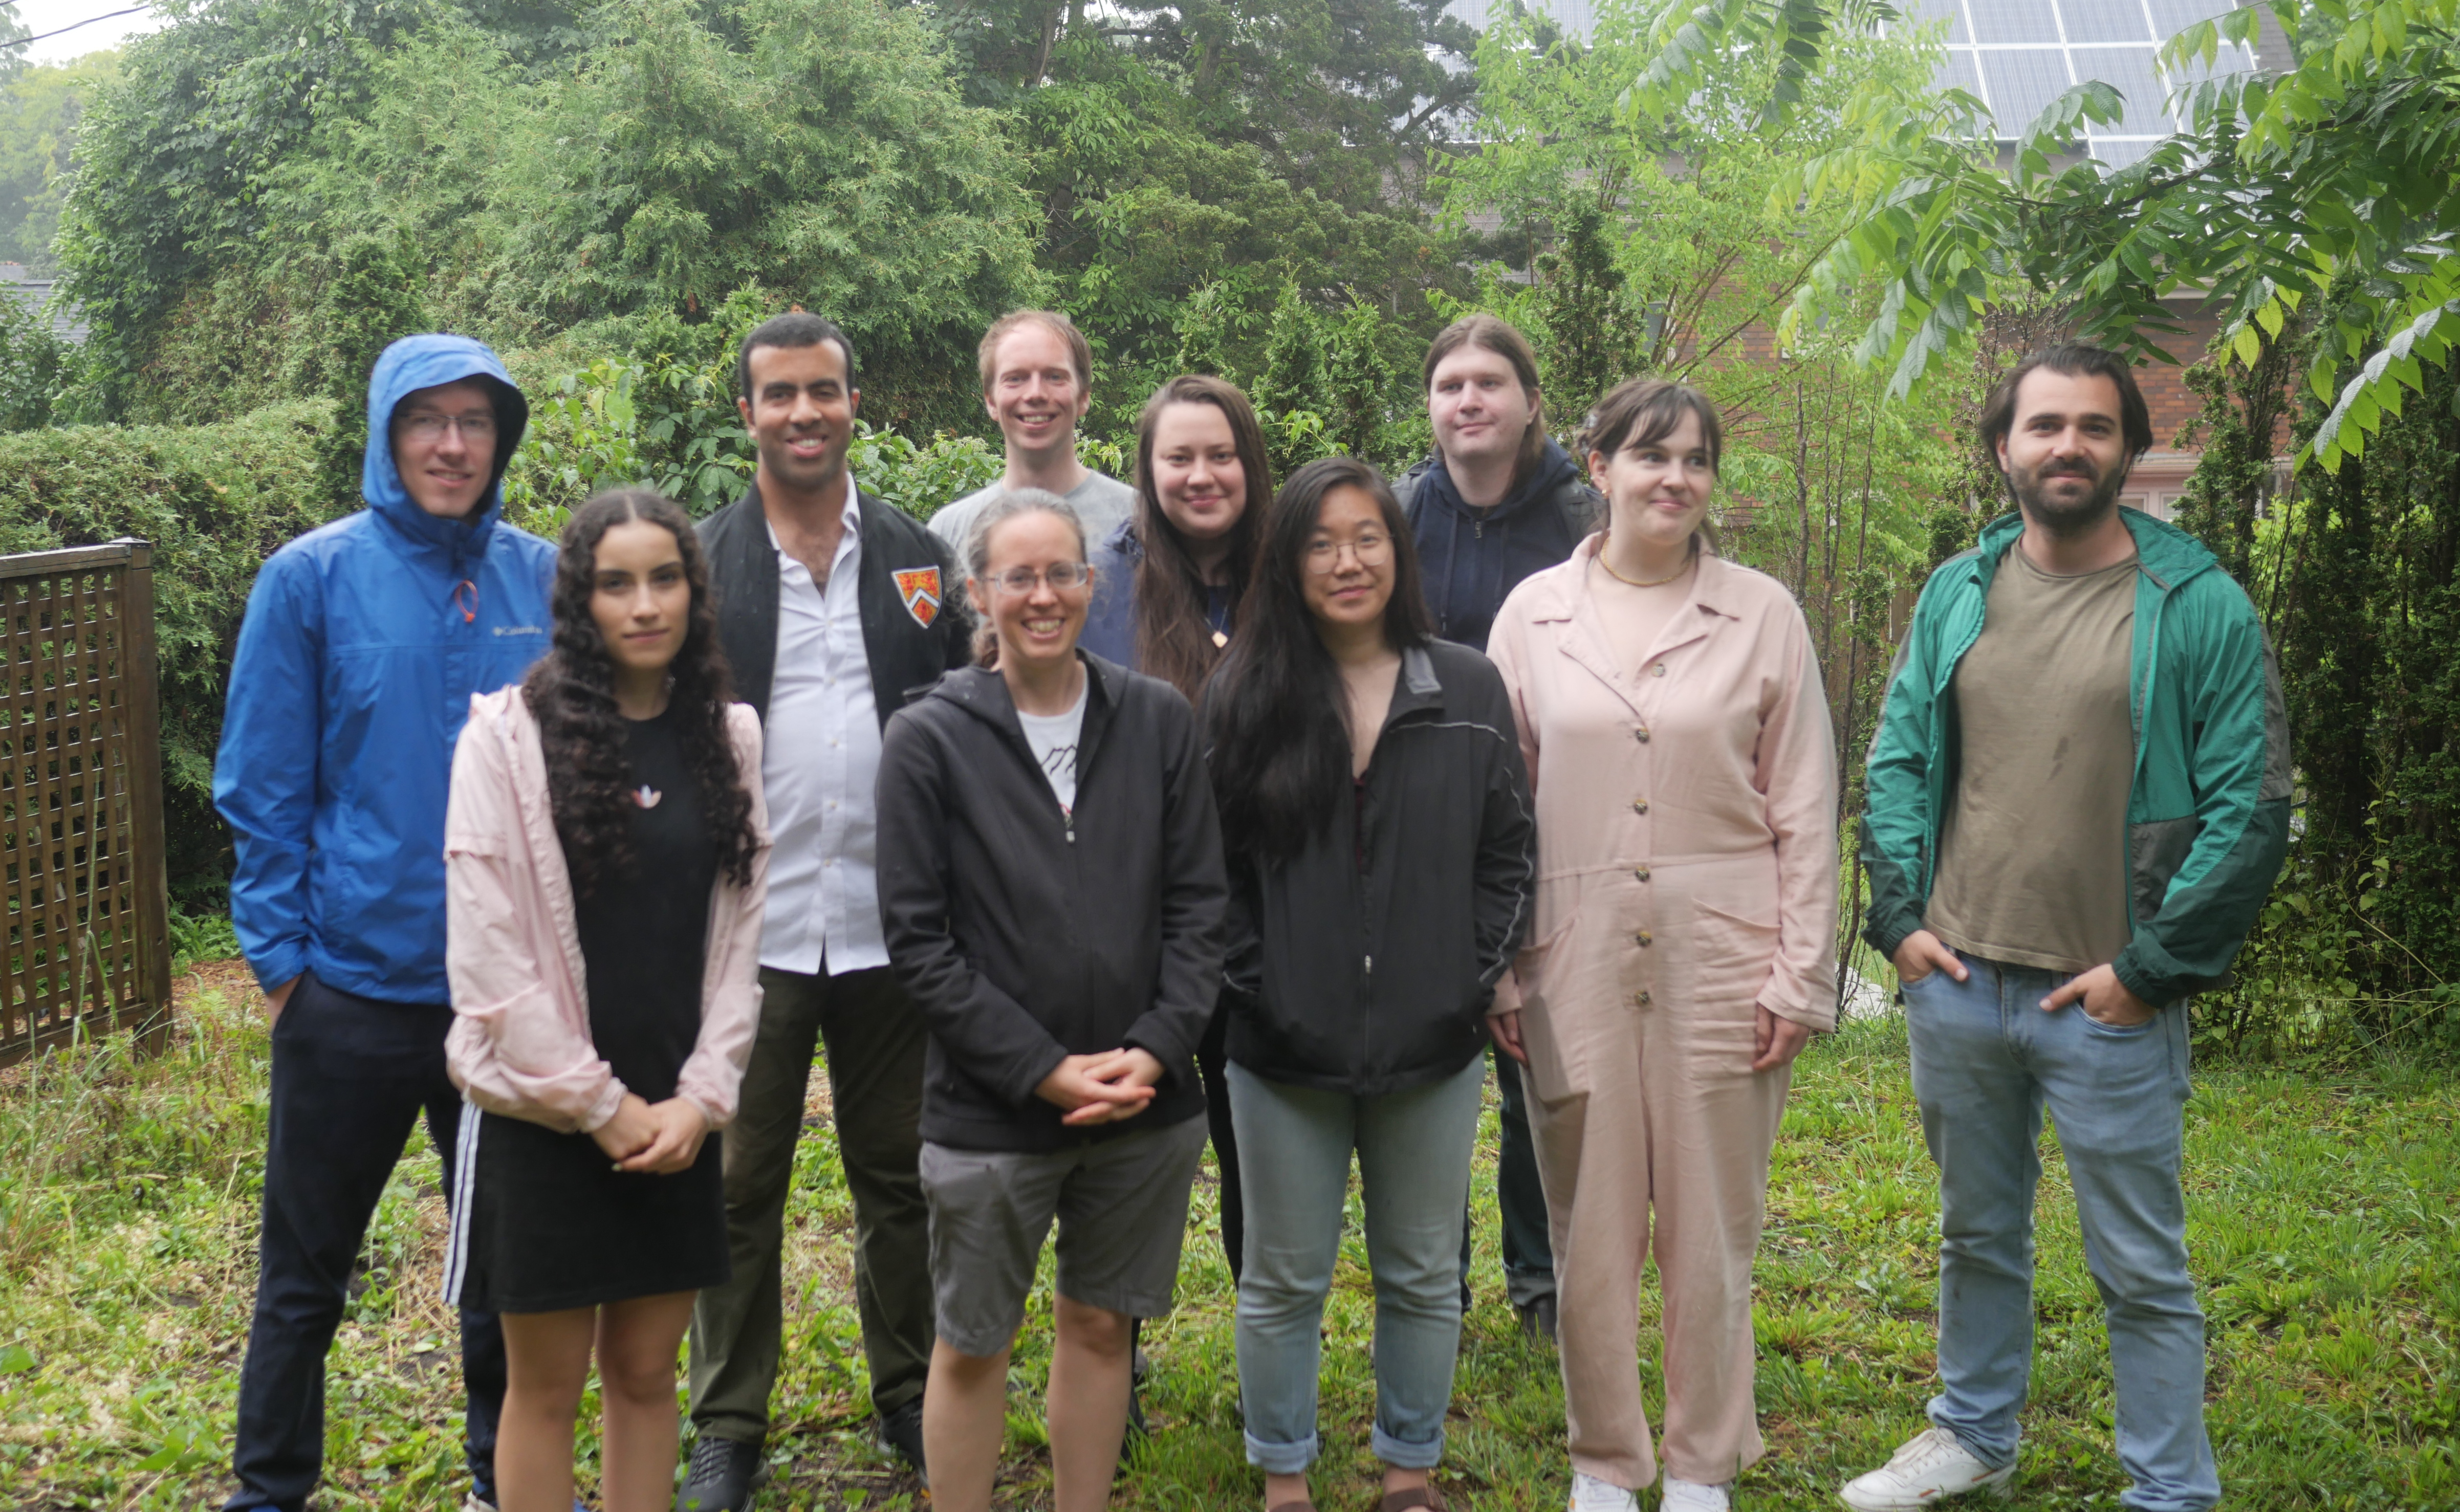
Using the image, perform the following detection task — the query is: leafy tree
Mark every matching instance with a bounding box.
[1668,0,2460,476]
[53,0,409,420]
[311,232,428,510]
[946,0,1482,389]
[56,0,1045,434]
[0,284,59,428]
[0,51,119,270]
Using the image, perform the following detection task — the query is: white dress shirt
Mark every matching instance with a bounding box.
[758,489,888,976]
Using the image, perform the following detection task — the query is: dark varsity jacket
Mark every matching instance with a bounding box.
[699,478,976,729]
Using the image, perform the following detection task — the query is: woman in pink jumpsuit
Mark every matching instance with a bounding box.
[1484,379,1838,1512]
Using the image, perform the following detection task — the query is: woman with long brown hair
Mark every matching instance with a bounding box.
[1078,371,1275,1288]
[443,488,770,1512]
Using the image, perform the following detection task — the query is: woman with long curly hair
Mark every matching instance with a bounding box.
[441,488,771,1512]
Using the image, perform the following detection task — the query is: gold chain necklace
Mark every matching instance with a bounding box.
[1595,535,1697,589]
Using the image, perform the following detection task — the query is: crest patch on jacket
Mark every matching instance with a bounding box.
[894,566,943,628]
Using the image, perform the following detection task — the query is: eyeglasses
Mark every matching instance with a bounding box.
[987,562,1092,595]
[1305,532,1392,572]
[399,412,498,443]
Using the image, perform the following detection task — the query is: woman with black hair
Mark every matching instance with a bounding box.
[442,489,770,1512]
[1203,457,1534,1512]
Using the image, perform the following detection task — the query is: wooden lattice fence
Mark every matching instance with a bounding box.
[0,540,172,1066]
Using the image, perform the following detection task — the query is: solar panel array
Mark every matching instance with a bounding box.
[1899,0,2258,164]
[1441,0,2262,168]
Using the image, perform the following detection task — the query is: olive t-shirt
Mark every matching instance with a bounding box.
[1925,545,2139,974]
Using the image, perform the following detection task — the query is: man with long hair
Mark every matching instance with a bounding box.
[215,335,555,1512]
[1846,344,2289,1511]
[677,313,974,1511]
[1396,314,1601,1345]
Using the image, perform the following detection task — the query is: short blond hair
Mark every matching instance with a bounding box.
[977,310,1093,397]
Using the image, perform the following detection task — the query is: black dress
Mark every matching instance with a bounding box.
[452,708,730,1314]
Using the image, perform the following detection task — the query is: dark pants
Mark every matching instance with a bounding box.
[1198,1000,1244,1283]
[688,965,935,1441]
[1461,1043,1557,1309]
[227,974,505,1512]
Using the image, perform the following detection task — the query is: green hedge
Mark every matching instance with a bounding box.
[0,401,340,904]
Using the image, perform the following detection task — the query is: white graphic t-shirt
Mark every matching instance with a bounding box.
[1016,681,1089,814]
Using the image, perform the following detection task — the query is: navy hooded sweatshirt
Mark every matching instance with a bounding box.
[1397,439,1601,652]
[215,335,557,1005]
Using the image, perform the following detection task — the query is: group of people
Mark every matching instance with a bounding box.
[211,304,2288,1512]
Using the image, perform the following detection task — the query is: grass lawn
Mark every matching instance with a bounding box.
[2,965,2453,1510]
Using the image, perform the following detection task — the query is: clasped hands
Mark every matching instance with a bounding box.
[591,1093,713,1174]
[1036,1046,1165,1127]
[1892,929,2155,1027]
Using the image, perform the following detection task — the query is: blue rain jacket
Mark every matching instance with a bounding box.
[214,335,557,1005]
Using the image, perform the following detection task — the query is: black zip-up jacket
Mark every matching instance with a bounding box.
[877,654,1229,1151]
[699,479,974,727]
[1207,640,1536,1096]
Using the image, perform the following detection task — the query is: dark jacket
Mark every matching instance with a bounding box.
[877,654,1230,1151]
[1208,640,1536,1096]
[1398,440,1601,653]
[699,479,973,728]
[1079,519,1234,670]
[216,334,555,1004]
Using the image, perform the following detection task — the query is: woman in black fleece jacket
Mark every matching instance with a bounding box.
[876,489,1227,1512]
[1202,457,1534,1512]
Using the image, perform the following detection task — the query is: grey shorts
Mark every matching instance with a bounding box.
[920,1113,1208,1358]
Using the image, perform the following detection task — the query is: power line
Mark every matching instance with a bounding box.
[2,3,155,50]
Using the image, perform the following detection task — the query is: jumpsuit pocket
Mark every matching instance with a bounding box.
[1687,895,1782,1020]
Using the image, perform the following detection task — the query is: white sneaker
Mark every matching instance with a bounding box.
[1838,1427,2015,1510]
[1662,1478,1733,1511]
[1568,1472,1639,1512]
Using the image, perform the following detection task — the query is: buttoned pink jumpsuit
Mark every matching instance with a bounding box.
[1487,539,1838,1492]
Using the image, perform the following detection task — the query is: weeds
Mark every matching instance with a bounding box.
[1,972,2452,1509]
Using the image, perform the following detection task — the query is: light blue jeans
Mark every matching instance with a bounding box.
[1904,951,2219,1512]
[1227,1055,1486,1474]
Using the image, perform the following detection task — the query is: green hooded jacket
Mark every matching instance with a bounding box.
[1860,508,2292,1007]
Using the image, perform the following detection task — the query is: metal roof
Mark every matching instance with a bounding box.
[0,280,89,346]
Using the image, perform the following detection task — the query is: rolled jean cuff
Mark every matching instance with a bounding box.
[1245,1427,1320,1475]
[1372,1423,1447,1470]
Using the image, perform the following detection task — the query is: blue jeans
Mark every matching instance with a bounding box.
[1228,1056,1486,1474]
[1905,952,2218,1512]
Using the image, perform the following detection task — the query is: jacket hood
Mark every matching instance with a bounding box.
[929,654,1123,733]
[363,334,530,553]
[1417,438,1583,524]
[1974,505,2219,588]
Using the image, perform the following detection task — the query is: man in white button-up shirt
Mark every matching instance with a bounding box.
[681,315,973,1511]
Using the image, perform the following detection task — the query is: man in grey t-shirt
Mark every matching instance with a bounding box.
[928,310,1137,559]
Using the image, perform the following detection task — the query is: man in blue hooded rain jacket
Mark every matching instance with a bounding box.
[214,334,557,1512]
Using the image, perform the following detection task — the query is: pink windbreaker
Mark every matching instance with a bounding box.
[443,686,771,1133]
